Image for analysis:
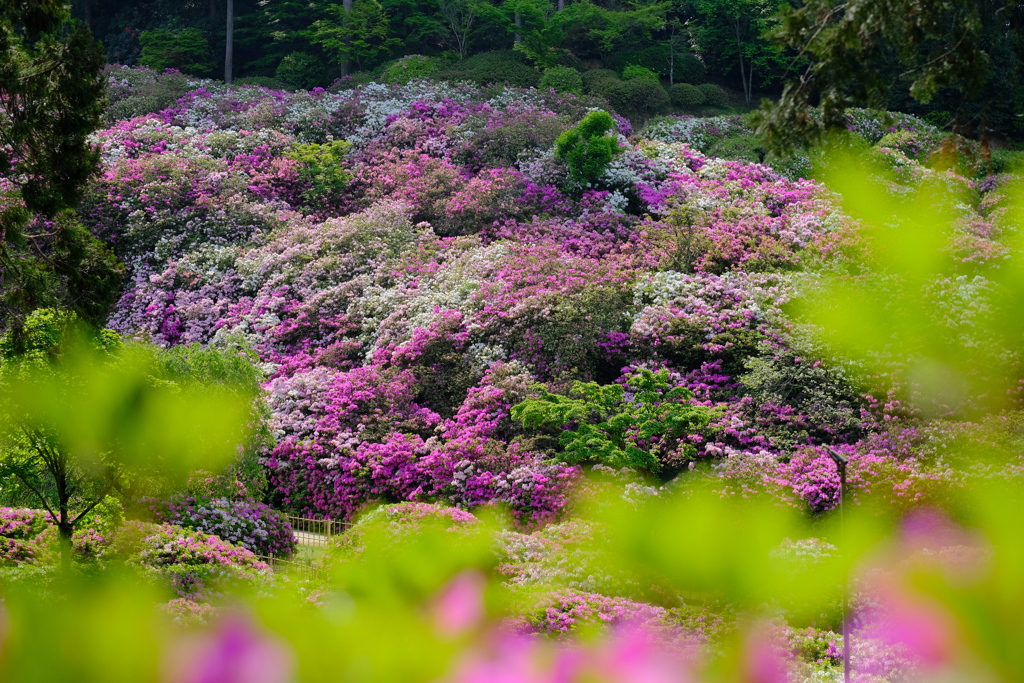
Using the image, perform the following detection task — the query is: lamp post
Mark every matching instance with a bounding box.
[827,447,850,683]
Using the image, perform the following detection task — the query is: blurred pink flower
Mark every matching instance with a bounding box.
[165,613,294,683]
[432,570,487,637]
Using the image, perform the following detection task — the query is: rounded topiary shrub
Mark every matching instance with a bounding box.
[276,51,325,91]
[583,69,620,94]
[603,79,669,117]
[540,65,584,94]
[383,55,446,85]
[698,83,729,108]
[441,51,540,88]
[674,53,707,85]
[555,110,622,184]
[670,83,705,108]
[622,65,659,82]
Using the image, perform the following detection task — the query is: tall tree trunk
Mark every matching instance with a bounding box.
[668,25,674,85]
[514,12,521,44]
[735,18,750,106]
[82,0,92,30]
[341,0,353,76]
[557,0,564,11]
[225,0,234,84]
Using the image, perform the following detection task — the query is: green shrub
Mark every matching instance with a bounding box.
[554,110,621,185]
[138,28,212,76]
[602,79,669,116]
[698,83,729,108]
[670,83,705,108]
[539,65,584,94]
[989,149,1024,175]
[276,52,325,91]
[440,51,540,88]
[382,55,447,85]
[233,76,288,89]
[622,65,659,82]
[511,369,716,477]
[582,69,620,93]
[673,53,706,85]
[285,140,353,212]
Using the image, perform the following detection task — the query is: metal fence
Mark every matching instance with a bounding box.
[284,514,349,549]
[256,553,323,580]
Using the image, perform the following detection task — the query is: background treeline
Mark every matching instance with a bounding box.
[69,0,1024,142]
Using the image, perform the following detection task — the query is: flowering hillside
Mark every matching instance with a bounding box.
[85,68,1013,530]
[5,64,1024,683]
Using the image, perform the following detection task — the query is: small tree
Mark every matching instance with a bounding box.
[512,369,717,477]
[311,0,400,73]
[0,3,118,346]
[554,110,622,187]
[438,0,479,59]
[0,311,254,570]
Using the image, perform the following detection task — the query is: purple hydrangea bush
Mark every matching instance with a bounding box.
[147,496,296,557]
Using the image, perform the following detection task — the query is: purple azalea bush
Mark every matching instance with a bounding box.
[147,496,296,557]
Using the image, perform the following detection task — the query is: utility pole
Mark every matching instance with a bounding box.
[224,0,234,84]
[828,447,851,683]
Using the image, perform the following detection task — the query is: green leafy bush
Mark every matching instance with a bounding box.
[554,111,621,185]
[138,28,212,76]
[698,83,729,108]
[602,79,669,117]
[622,65,659,83]
[582,69,620,93]
[511,369,716,477]
[382,55,447,85]
[674,53,706,85]
[440,51,540,88]
[285,140,352,213]
[539,66,584,94]
[670,83,705,108]
[275,52,324,91]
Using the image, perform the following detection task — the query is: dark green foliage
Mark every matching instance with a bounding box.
[602,78,669,117]
[670,82,705,108]
[622,65,658,82]
[582,68,620,93]
[440,50,540,88]
[673,53,706,85]
[275,51,325,90]
[698,83,729,107]
[138,27,213,76]
[554,111,621,186]
[0,6,118,342]
[754,0,1013,152]
[511,369,717,477]
[608,45,669,75]
[539,65,583,94]
[382,55,448,84]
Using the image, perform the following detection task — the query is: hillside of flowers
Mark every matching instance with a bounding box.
[86,67,1013,528]
[4,63,1024,683]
